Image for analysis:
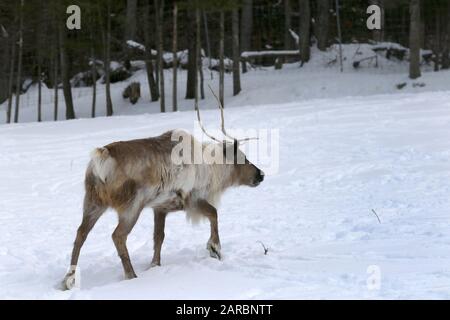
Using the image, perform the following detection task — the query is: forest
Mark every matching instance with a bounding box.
[0,0,449,123]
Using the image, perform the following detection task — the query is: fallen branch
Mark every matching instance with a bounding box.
[257,241,269,255]
[371,209,381,224]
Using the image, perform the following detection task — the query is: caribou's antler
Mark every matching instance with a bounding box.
[195,97,222,143]
[196,86,258,144]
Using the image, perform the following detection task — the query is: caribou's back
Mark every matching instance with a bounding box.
[86,130,195,212]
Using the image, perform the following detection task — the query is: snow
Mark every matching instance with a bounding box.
[126,40,146,52]
[1,44,450,299]
[288,29,299,45]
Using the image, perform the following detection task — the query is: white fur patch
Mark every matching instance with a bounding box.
[90,148,116,183]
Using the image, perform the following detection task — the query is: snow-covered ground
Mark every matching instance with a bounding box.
[1,89,450,299]
[1,44,450,299]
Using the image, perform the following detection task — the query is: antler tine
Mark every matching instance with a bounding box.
[207,85,259,144]
[207,85,238,143]
[195,98,222,143]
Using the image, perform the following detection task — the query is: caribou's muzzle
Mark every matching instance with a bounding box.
[252,168,265,187]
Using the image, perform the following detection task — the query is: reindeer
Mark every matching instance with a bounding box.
[62,93,264,290]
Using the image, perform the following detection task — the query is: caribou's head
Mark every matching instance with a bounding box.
[222,140,264,187]
[196,87,265,188]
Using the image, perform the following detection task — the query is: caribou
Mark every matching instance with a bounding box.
[62,94,264,290]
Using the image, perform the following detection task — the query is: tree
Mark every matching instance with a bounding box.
[409,0,421,79]
[13,0,24,123]
[143,0,159,102]
[105,0,113,116]
[6,28,16,124]
[284,0,293,50]
[335,0,343,73]
[0,27,8,106]
[59,3,76,120]
[172,2,178,111]
[299,0,310,64]
[154,0,165,112]
[90,38,97,118]
[52,1,59,121]
[219,10,225,107]
[240,0,253,73]
[124,0,138,70]
[316,0,329,51]
[185,1,196,99]
[196,7,204,100]
[125,0,137,41]
[442,2,450,69]
[370,0,384,42]
[232,8,241,95]
[195,7,200,108]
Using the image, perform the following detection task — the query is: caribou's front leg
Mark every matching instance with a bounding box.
[196,199,221,260]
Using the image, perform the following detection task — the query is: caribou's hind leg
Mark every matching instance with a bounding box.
[62,194,106,290]
[150,192,185,267]
[112,201,144,280]
[150,209,167,267]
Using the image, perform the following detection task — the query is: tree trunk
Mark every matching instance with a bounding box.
[203,10,213,80]
[240,0,253,73]
[125,0,137,41]
[441,3,450,69]
[299,0,310,64]
[143,0,159,101]
[434,7,440,72]
[154,0,165,112]
[316,0,329,51]
[185,2,196,99]
[91,44,97,118]
[284,0,293,50]
[59,17,76,120]
[0,36,8,106]
[409,0,421,79]
[53,42,58,121]
[196,8,204,100]
[370,0,384,42]
[124,0,138,70]
[6,33,16,124]
[52,0,59,121]
[172,2,178,111]
[195,8,200,108]
[335,0,343,72]
[14,0,24,123]
[219,10,225,107]
[105,0,113,116]
[232,8,241,96]
[37,63,42,122]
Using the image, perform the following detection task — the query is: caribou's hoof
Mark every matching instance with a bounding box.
[62,272,77,291]
[207,241,222,260]
[150,261,161,268]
